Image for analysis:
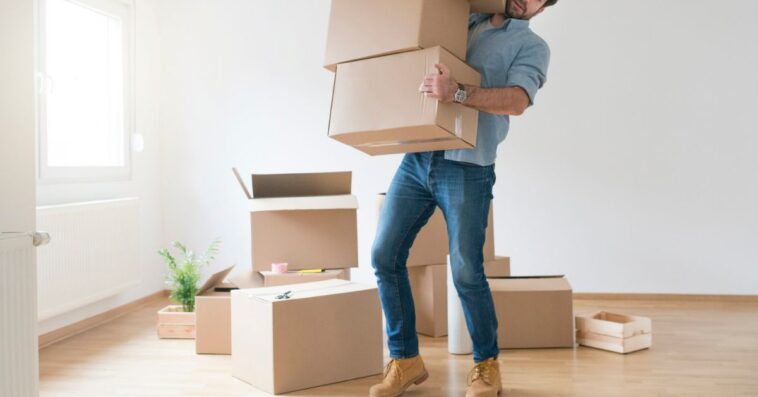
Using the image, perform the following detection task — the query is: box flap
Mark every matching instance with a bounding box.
[232,168,253,199]
[197,265,235,296]
[488,276,572,292]
[229,270,262,289]
[232,279,374,302]
[251,172,352,198]
[249,195,358,212]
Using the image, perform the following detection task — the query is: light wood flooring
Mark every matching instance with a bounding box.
[39,298,758,397]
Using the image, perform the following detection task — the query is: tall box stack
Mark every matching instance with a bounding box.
[325,0,481,155]
[195,170,359,356]
[231,280,383,394]
[376,193,506,337]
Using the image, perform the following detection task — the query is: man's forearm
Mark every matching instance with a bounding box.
[461,85,530,116]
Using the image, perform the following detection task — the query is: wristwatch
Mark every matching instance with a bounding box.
[453,83,467,104]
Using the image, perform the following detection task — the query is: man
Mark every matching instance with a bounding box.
[369,0,556,396]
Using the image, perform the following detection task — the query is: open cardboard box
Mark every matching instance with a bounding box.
[410,256,510,337]
[329,46,480,156]
[231,279,383,394]
[575,311,652,354]
[376,193,494,267]
[489,275,575,349]
[194,265,259,354]
[233,169,358,271]
[323,0,470,71]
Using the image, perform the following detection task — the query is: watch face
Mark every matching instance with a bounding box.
[455,89,466,103]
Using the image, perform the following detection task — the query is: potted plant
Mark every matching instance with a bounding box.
[156,239,219,339]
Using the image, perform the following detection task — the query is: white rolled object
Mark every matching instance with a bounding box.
[447,255,472,355]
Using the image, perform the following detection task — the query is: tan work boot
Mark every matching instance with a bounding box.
[369,355,429,397]
[466,358,502,397]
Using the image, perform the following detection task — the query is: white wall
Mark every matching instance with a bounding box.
[1,0,36,234]
[36,0,166,334]
[156,0,758,294]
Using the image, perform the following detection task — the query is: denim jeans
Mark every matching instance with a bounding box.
[371,151,499,363]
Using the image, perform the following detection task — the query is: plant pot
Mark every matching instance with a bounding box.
[157,305,196,339]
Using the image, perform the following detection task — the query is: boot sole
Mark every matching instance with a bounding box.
[389,370,429,397]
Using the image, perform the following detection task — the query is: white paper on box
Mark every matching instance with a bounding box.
[249,195,359,212]
[235,279,373,302]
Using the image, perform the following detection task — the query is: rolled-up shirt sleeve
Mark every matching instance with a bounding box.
[505,39,550,105]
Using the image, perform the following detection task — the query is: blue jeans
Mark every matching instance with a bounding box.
[371,151,499,363]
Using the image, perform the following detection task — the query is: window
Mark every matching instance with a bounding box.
[37,0,134,182]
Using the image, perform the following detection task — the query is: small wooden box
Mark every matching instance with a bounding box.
[575,311,652,354]
[157,305,196,339]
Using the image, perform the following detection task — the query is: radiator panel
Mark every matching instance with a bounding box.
[36,198,141,320]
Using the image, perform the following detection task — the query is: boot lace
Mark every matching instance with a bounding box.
[382,359,403,384]
[467,361,495,386]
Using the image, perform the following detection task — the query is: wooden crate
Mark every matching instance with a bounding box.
[575,311,651,354]
[157,305,196,339]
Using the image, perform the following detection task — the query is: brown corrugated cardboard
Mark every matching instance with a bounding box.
[231,280,383,394]
[196,267,350,355]
[409,264,447,337]
[469,0,506,13]
[324,0,470,71]
[329,47,480,156]
[376,193,494,267]
[408,256,510,338]
[489,276,575,349]
[233,169,359,271]
[194,266,261,355]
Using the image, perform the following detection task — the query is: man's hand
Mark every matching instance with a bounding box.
[419,63,459,103]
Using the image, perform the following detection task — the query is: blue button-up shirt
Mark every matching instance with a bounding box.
[444,13,551,166]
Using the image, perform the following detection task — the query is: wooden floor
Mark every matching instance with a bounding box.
[39,298,758,397]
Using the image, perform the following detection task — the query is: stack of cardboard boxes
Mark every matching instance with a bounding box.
[193,170,363,356]
[325,0,481,155]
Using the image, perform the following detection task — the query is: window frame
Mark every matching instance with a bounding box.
[36,0,135,184]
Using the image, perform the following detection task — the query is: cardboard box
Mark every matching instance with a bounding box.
[195,265,259,355]
[324,0,470,71]
[409,264,447,337]
[575,311,652,354]
[376,193,494,267]
[469,0,506,13]
[489,276,575,349]
[233,169,359,271]
[409,256,510,337]
[329,46,480,156]
[257,268,351,287]
[231,280,383,394]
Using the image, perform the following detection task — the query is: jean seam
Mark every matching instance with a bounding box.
[388,200,435,359]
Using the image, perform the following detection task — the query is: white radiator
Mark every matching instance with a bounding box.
[0,233,39,397]
[36,198,141,320]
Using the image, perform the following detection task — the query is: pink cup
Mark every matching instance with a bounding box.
[271,262,288,274]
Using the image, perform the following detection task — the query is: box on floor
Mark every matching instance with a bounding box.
[375,193,495,267]
[329,46,480,156]
[410,256,511,337]
[231,279,383,395]
[233,169,359,271]
[195,266,350,355]
[324,0,470,71]
[489,276,575,349]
